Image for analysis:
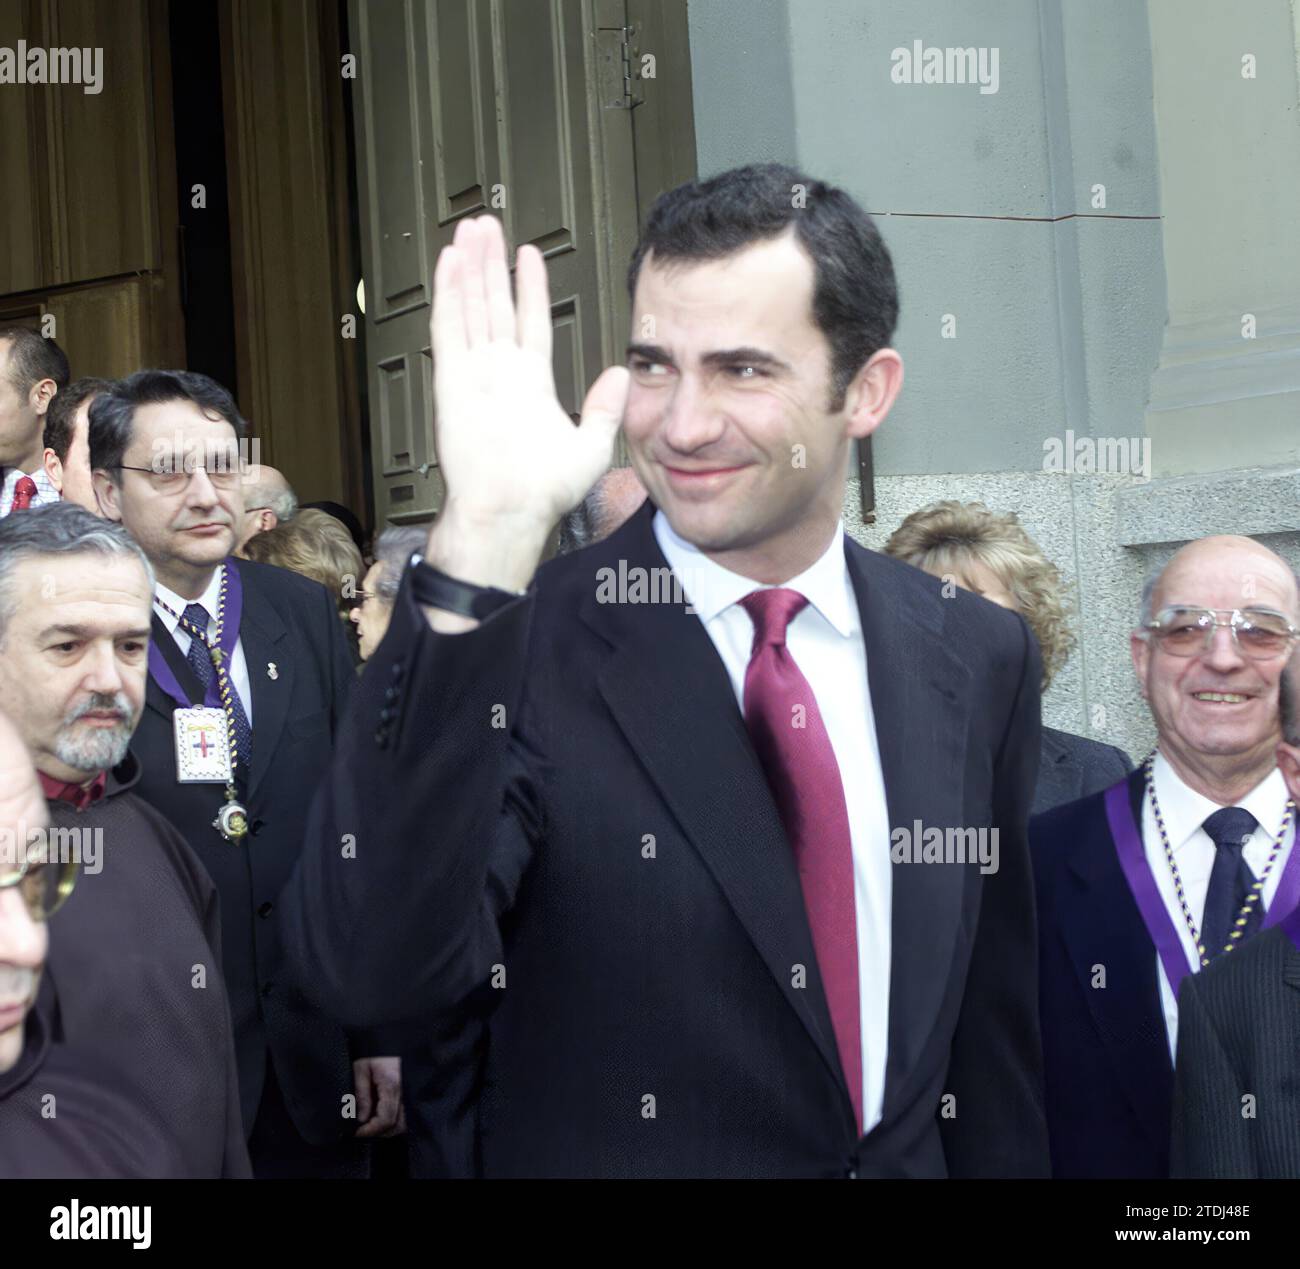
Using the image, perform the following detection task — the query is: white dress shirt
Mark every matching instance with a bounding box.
[654,510,892,1132]
[153,566,254,726]
[1142,751,1295,1057]
[0,465,60,515]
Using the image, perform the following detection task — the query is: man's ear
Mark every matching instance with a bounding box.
[30,377,57,418]
[1277,740,1300,804]
[91,470,122,522]
[262,510,278,533]
[42,448,64,493]
[843,348,903,442]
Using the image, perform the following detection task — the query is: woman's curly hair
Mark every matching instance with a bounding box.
[883,500,1076,691]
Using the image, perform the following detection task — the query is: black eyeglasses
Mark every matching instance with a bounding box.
[0,848,77,921]
[1143,606,1300,661]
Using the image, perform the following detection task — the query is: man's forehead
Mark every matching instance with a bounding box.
[12,553,151,603]
[131,400,237,448]
[634,234,815,328]
[1158,546,1297,607]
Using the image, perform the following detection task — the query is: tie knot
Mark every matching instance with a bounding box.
[1202,806,1258,853]
[14,475,37,495]
[182,602,211,634]
[740,588,809,648]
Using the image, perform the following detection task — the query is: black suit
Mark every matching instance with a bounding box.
[1172,921,1300,1178]
[1034,726,1132,816]
[131,557,368,1158]
[1031,771,1175,1177]
[284,503,1049,1177]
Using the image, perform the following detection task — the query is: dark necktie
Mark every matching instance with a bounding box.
[1200,806,1262,959]
[183,602,252,781]
[10,475,38,511]
[740,588,862,1132]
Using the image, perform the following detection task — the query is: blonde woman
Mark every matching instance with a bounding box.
[885,500,1131,814]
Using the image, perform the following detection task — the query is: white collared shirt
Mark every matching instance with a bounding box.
[1142,751,1295,1056]
[153,566,254,726]
[0,465,60,515]
[653,510,892,1133]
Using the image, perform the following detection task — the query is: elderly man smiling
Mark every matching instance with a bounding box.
[1032,534,1300,1179]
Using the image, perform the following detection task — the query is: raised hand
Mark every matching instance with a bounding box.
[424,215,628,600]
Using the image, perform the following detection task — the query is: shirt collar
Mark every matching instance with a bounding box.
[38,768,107,812]
[1151,750,1291,852]
[651,509,857,636]
[153,565,224,635]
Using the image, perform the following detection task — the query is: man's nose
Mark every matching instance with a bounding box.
[0,887,46,969]
[185,467,221,507]
[660,376,723,453]
[82,643,125,695]
[1202,622,1248,671]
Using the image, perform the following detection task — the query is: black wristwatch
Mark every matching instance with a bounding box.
[407,554,525,620]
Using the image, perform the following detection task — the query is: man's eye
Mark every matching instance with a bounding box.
[727,365,762,379]
[120,641,146,655]
[631,358,667,375]
[52,642,80,654]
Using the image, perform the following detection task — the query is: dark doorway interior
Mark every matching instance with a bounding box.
[168,0,238,394]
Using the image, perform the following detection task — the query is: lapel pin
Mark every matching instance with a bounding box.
[267,662,278,680]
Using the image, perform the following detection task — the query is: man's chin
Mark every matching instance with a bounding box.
[0,1019,25,1074]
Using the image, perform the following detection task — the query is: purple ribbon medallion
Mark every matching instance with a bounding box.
[147,560,244,711]
[1103,778,1300,997]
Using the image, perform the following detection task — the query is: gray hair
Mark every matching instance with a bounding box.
[0,503,154,642]
[557,485,603,555]
[257,483,298,524]
[372,526,428,601]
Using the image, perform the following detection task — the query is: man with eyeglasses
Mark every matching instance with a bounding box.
[1031,534,1300,1178]
[87,371,403,1177]
[0,706,186,1177]
[1171,653,1300,1178]
[0,503,249,1175]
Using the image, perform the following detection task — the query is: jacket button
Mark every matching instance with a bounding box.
[379,706,395,723]
[374,728,388,747]
[845,1168,858,1180]
[258,901,273,918]
[384,685,399,703]
[251,818,265,837]
[391,661,405,680]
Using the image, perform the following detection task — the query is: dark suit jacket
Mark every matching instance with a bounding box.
[285,503,1049,1177]
[1030,769,1175,1177]
[130,556,364,1144]
[1034,726,1133,817]
[1172,921,1300,1178]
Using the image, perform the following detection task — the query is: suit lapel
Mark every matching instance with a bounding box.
[231,560,292,800]
[844,546,973,1116]
[582,509,854,1124]
[1060,769,1172,1147]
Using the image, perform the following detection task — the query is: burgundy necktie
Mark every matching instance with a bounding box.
[740,587,862,1132]
[10,475,38,510]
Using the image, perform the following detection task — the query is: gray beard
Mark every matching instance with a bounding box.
[53,723,131,774]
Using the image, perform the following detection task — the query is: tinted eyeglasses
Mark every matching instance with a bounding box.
[1144,606,1300,660]
[0,847,77,921]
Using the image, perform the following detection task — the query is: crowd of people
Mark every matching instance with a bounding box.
[0,163,1296,1180]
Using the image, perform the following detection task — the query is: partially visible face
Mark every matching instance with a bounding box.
[0,339,40,469]
[928,556,1019,612]
[0,710,48,1074]
[1131,538,1300,774]
[94,400,244,575]
[622,232,899,574]
[351,560,391,661]
[0,554,152,784]
[45,399,100,514]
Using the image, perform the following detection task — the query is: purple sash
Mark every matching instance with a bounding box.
[147,561,243,711]
[1103,777,1300,997]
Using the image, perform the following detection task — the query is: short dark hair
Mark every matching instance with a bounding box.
[626,164,899,409]
[1282,662,1300,747]
[89,369,247,477]
[0,325,70,397]
[43,376,111,462]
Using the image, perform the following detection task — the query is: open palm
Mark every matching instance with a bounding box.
[429,215,628,531]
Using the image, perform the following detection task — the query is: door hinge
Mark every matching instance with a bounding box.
[598,23,644,110]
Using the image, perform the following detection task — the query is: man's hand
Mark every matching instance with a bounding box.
[423,215,628,614]
[352,1057,405,1139]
